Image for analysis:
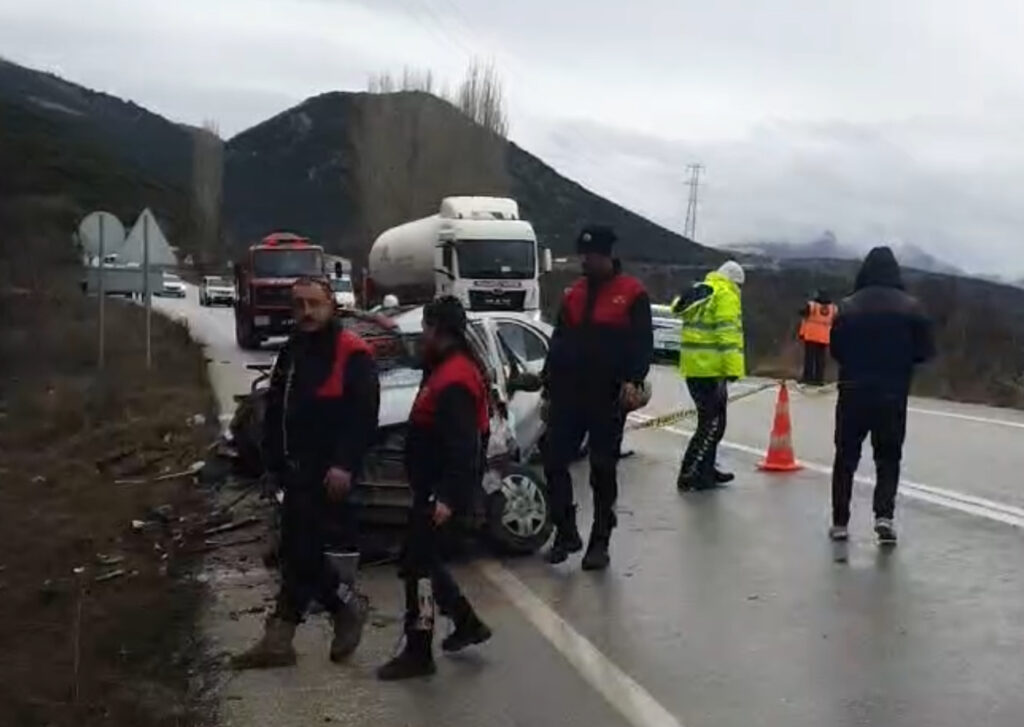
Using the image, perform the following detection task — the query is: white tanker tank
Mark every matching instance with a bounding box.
[367,196,551,313]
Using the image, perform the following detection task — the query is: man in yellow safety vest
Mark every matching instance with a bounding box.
[671,260,746,491]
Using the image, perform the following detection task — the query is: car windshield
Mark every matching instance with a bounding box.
[206,276,229,286]
[165,274,181,281]
[456,239,535,280]
[252,249,322,277]
[331,278,353,292]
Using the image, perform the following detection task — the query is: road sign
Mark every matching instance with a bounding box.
[122,209,176,267]
[78,211,126,260]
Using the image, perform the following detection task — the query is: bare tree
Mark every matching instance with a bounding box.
[367,59,509,137]
[191,119,224,266]
[454,59,508,137]
[352,59,511,258]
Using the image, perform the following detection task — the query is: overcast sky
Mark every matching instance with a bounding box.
[3,0,1024,274]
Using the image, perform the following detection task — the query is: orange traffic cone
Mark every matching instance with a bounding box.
[758,381,803,472]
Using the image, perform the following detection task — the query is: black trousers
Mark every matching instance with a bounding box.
[679,378,727,486]
[543,393,626,536]
[831,388,908,526]
[802,342,827,385]
[400,498,472,634]
[273,468,357,623]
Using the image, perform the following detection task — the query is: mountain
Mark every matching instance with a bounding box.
[0,58,195,189]
[223,91,722,264]
[728,232,963,277]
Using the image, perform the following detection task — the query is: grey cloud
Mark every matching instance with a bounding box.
[3,0,1024,273]
[523,116,1024,275]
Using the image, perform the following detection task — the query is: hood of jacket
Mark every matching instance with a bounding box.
[855,246,904,291]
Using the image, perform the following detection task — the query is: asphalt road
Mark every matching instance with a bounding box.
[157,288,1024,727]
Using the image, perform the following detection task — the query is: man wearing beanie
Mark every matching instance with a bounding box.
[542,225,653,570]
[671,260,746,491]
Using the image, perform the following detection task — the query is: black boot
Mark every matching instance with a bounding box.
[581,535,610,571]
[545,507,583,564]
[713,468,735,484]
[377,631,436,681]
[442,602,492,653]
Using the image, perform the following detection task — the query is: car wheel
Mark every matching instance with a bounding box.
[229,389,266,477]
[485,464,553,555]
[235,317,260,350]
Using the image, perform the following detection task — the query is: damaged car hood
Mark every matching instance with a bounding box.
[378,367,423,428]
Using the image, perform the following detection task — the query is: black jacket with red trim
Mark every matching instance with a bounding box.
[406,348,489,510]
[544,272,654,402]
[262,320,380,481]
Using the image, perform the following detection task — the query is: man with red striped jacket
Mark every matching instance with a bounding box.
[542,226,654,570]
[378,296,493,680]
[232,277,379,669]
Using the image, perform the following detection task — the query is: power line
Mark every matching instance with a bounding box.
[683,163,704,241]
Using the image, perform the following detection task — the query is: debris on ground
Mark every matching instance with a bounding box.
[204,516,261,537]
[147,504,176,523]
[95,568,128,583]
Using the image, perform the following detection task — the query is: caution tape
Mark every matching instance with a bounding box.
[625,381,778,433]
[791,381,838,397]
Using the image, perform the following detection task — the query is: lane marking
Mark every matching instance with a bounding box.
[629,415,1024,529]
[478,561,685,727]
[907,405,1024,430]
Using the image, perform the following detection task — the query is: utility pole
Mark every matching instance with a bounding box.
[683,163,704,241]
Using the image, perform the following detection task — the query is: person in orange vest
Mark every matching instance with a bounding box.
[798,290,836,386]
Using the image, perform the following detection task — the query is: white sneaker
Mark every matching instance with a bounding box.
[828,525,849,542]
[875,518,898,546]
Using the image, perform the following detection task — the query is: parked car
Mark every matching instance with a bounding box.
[199,275,235,306]
[157,272,186,298]
[652,303,681,359]
[226,306,556,555]
[330,275,357,309]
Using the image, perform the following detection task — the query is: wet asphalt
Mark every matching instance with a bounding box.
[157,289,1024,727]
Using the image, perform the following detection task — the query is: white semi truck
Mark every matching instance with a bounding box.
[367,196,551,314]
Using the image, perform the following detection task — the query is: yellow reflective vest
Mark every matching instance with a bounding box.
[672,272,746,379]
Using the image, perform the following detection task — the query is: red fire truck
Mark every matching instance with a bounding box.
[233,232,325,349]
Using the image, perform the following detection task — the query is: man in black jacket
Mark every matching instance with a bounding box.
[829,247,934,545]
[543,225,653,570]
[232,277,380,669]
[378,296,492,681]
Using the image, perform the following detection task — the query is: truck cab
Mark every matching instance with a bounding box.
[368,197,552,316]
[233,232,324,349]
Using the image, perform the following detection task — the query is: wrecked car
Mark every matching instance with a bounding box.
[227,307,555,555]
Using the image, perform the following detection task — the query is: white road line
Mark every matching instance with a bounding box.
[630,414,1024,529]
[907,406,1024,430]
[478,561,685,727]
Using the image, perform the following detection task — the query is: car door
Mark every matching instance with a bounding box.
[492,318,550,455]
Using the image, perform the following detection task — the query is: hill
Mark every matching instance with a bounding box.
[0,58,195,189]
[223,91,723,265]
[730,231,963,277]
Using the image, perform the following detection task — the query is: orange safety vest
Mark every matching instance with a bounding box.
[798,301,836,345]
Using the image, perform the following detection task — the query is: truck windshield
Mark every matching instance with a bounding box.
[456,239,535,280]
[252,249,322,277]
[331,278,353,292]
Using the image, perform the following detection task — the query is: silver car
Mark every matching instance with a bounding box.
[651,303,681,359]
[199,275,235,306]
[228,307,556,555]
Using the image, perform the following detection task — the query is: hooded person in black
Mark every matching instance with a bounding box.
[828,247,934,545]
